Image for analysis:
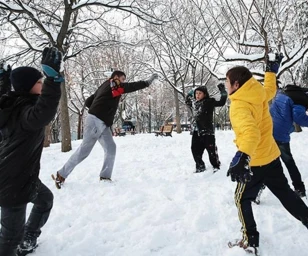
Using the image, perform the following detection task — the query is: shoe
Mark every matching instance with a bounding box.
[16,234,38,256]
[195,168,206,173]
[213,167,219,173]
[100,177,112,182]
[195,165,206,173]
[51,172,65,189]
[295,189,306,198]
[228,239,259,255]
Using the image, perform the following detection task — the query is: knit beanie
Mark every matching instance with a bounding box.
[10,67,43,93]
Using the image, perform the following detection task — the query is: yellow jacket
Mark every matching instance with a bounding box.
[229,72,280,166]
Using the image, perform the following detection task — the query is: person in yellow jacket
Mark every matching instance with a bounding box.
[225,54,308,255]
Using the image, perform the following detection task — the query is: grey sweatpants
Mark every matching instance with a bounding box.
[58,114,116,179]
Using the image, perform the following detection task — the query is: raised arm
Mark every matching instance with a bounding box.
[264,53,284,101]
[123,74,158,94]
[214,83,228,107]
[21,47,63,131]
[21,80,61,131]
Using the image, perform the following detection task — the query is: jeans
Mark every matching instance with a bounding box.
[0,182,53,256]
[276,141,305,192]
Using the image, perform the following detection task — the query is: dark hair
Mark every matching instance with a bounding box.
[226,66,252,87]
[110,71,126,79]
[194,86,209,99]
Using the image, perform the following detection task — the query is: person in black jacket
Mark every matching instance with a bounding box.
[185,84,227,173]
[53,71,158,188]
[0,48,63,256]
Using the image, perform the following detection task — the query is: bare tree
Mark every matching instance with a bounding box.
[143,0,221,133]
[188,0,308,82]
[0,0,164,151]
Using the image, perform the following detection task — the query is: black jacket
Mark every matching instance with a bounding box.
[186,86,227,135]
[0,80,61,206]
[85,79,149,126]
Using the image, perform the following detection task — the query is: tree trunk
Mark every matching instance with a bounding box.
[43,124,51,147]
[135,96,140,133]
[60,80,72,152]
[174,88,182,134]
[77,114,82,140]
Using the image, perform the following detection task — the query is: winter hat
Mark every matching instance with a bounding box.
[10,66,43,93]
[194,86,209,99]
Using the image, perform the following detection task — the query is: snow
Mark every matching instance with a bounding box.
[32,129,308,255]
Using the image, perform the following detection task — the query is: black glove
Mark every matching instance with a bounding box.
[41,47,64,82]
[185,94,192,105]
[217,83,225,91]
[265,53,284,74]
[227,151,253,183]
[145,73,158,86]
[0,63,12,95]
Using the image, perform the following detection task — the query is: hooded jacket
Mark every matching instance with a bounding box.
[85,79,149,127]
[228,72,280,166]
[187,86,227,135]
[0,80,61,206]
[270,85,308,143]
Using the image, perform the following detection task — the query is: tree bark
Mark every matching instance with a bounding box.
[43,124,51,147]
[174,88,182,134]
[60,80,72,152]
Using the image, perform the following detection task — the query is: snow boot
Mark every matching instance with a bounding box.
[16,234,38,256]
[51,172,65,189]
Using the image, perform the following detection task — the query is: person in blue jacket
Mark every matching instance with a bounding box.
[270,84,308,197]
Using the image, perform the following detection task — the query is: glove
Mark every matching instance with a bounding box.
[185,94,192,105]
[41,47,64,82]
[265,53,284,74]
[0,63,12,95]
[217,83,225,91]
[227,151,253,183]
[145,73,158,86]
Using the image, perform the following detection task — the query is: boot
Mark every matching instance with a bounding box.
[16,233,38,256]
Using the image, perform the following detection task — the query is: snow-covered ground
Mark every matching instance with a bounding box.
[33,129,308,256]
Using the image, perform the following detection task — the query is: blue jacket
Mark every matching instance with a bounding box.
[270,91,308,143]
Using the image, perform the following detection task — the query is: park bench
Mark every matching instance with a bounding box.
[154,125,173,137]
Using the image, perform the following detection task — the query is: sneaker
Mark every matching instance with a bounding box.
[51,172,65,189]
[16,235,38,256]
[228,239,259,256]
[100,177,112,182]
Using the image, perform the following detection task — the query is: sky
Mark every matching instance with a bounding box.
[25,129,308,256]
